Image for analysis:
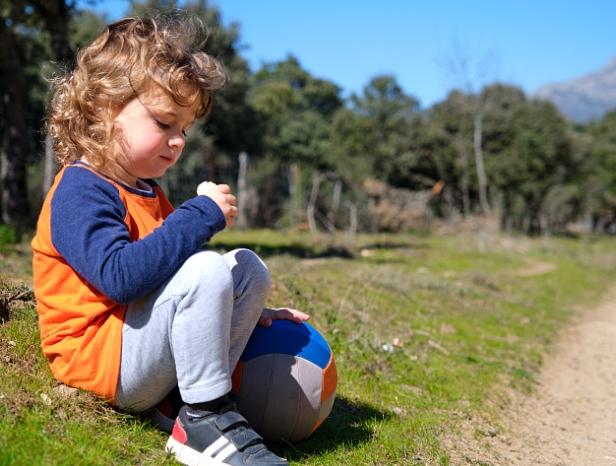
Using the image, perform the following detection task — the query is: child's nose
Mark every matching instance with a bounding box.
[169,133,185,151]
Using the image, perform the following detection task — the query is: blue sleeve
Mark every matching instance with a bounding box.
[50,167,226,304]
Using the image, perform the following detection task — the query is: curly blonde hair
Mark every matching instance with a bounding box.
[47,14,226,169]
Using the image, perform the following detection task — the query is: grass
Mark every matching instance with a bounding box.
[1,230,616,465]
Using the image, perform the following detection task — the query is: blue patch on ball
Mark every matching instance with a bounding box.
[240,319,331,368]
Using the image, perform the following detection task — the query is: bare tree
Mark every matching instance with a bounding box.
[307,171,340,234]
[438,39,499,215]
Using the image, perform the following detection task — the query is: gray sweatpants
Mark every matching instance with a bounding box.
[114,248,271,412]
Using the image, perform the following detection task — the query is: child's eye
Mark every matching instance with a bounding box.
[156,120,170,129]
[182,129,188,137]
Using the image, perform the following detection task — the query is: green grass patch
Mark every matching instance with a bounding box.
[2,231,615,464]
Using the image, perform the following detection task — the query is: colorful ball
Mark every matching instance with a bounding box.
[231,320,337,442]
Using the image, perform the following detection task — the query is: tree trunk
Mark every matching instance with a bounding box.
[473,112,491,215]
[236,151,248,229]
[441,186,457,221]
[0,18,31,229]
[453,136,470,217]
[461,144,470,217]
[306,170,322,234]
[329,179,342,227]
[288,163,300,228]
[347,201,357,237]
[499,190,511,231]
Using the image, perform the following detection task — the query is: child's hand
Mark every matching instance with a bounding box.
[258,307,311,327]
[196,181,238,227]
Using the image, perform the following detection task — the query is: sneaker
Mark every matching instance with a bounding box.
[165,402,288,466]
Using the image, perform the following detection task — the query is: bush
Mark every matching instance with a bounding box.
[0,225,18,253]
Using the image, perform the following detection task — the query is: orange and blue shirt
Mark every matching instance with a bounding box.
[32,162,225,402]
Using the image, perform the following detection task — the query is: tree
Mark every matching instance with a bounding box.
[0,11,30,228]
[430,90,476,216]
[0,0,77,229]
[329,75,423,191]
[248,55,343,227]
[583,110,616,232]
[429,84,529,220]
[490,99,576,233]
[347,75,419,181]
[250,55,342,168]
[439,42,501,215]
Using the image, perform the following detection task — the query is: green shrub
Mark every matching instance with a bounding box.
[0,225,18,252]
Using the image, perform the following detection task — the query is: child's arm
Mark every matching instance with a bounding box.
[50,167,226,304]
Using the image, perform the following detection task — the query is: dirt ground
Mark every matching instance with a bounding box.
[445,285,616,466]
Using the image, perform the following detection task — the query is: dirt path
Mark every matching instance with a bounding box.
[448,286,616,465]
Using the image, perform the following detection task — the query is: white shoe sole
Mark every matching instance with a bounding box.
[166,436,231,466]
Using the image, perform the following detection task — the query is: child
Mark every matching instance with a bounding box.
[32,14,308,466]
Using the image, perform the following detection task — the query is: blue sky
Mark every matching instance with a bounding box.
[79,0,616,108]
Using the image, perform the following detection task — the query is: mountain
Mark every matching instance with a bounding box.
[534,56,616,123]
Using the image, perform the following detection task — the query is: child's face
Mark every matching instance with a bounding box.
[111,86,198,186]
